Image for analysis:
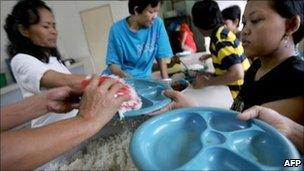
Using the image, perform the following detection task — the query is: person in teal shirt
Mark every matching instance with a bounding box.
[102,0,173,78]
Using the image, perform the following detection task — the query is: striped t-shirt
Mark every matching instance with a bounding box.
[209,26,250,99]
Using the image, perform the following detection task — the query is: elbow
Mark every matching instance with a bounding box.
[235,70,244,80]
[230,68,244,81]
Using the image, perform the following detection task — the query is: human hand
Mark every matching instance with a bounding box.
[199,54,212,62]
[45,86,83,113]
[62,74,91,92]
[149,90,197,115]
[77,75,130,125]
[237,106,291,136]
[192,74,209,89]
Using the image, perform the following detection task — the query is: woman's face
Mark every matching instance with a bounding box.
[241,1,286,58]
[137,3,160,27]
[24,8,57,48]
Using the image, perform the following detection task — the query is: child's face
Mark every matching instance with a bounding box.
[241,1,286,58]
[224,19,238,33]
[136,3,160,28]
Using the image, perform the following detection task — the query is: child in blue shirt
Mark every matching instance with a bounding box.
[103,0,173,78]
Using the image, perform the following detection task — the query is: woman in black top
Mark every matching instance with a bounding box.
[232,0,304,124]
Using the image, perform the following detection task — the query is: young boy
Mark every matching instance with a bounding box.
[222,5,242,39]
[192,0,250,99]
[102,0,173,79]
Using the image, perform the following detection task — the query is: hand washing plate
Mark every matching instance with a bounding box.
[130,107,301,170]
[122,78,171,118]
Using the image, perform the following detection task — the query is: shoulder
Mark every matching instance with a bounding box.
[153,17,165,27]
[284,56,304,74]
[11,53,42,66]
[290,56,304,69]
[111,18,126,31]
[216,26,237,43]
[49,56,63,64]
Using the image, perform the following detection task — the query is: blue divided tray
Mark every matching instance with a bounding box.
[122,78,172,118]
[130,107,302,170]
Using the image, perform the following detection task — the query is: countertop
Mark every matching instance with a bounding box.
[180,52,233,109]
[153,52,233,109]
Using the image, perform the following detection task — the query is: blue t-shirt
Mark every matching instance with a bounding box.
[102,17,173,78]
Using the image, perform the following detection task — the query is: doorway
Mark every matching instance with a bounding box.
[80,4,114,73]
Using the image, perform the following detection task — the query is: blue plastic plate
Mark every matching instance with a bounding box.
[122,78,171,118]
[130,107,301,170]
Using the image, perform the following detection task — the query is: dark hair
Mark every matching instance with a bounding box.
[191,0,223,30]
[4,0,62,63]
[222,5,241,27]
[128,0,161,15]
[268,0,304,44]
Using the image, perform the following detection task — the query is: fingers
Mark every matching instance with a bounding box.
[148,104,172,116]
[116,94,131,105]
[199,55,208,61]
[98,78,119,92]
[237,105,261,120]
[192,79,200,89]
[86,75,100,90]
[108,82,124,96]
[199,56,205,62]
[71,103,80,109]
[191,75,205,89]
[164,89,182,101]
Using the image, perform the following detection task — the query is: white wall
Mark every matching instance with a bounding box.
[0,0,129,84]
[217,0,247,30]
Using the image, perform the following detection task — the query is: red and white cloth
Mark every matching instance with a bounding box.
[82,75,142,119]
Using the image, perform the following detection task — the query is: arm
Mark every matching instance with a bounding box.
[0,76,130,170]
[237,106,304,154]
[199,54,212,62]
[193,64,244,88]
[261,96,304,124]
[1,86,80,131]
[10,54,87,92]
[149,90,197,115]
[181,32,188,50]
[40,70,86,91]
[109,64,128,78]
[157,58,169,79]
[155,18,173,79]
[1,117,97,170]
[1,93,47,131]
[105,26,126,78]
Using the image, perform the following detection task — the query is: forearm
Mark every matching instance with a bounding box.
[181,33,187,48]
[109,64,127,78]
[41,70,86,89]
[0,116,102,170]
[1,94,48,131]
[204,66,243,86]
[157,58,169,79]
[203,72,238,86]
[262,96,304,124]
[286,120,304,154]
